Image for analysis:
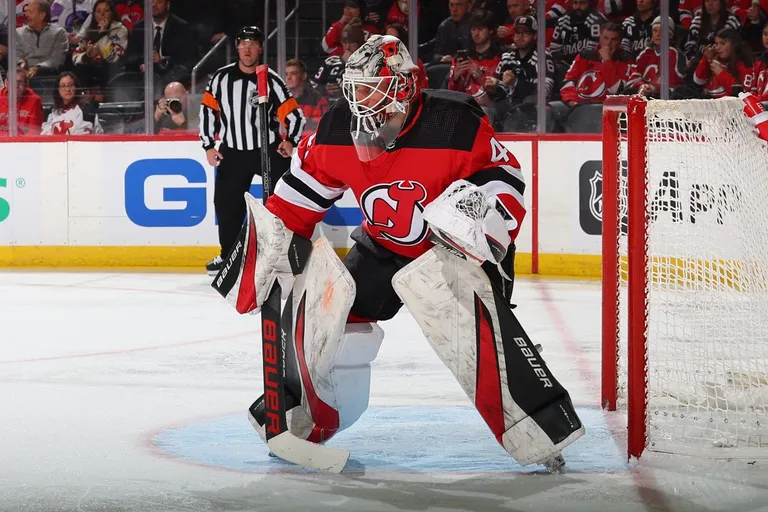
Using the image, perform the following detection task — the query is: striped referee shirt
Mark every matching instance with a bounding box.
[199,63,305,151]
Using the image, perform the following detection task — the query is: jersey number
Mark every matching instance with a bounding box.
[490,137,511,164]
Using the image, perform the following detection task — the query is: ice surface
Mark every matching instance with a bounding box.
[1,271,767,512]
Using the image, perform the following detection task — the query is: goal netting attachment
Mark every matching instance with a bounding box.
[602,96,768,459]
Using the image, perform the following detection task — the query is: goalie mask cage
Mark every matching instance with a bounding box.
[602,96,768,459]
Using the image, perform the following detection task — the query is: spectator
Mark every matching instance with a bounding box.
[622,0,658,57]
[384,22,429,89]
[153,80,192,133]
[312,18,366,103]
[0,68,43,134]
[322,1,378,57]
[558,22,633,106]
[72,0,128,90]
[685,0,742,61]
[17,0,68,78]
[625,16,687,96]
[51,0,95,35]
[448,10,502,124]
[550,0,608,65]
[434,0,472,62]
[127,0,194,85]
[545,0,571,45]
[487,16,556,105]
[471,0,508,26]
[681,0,753,28]
[753,23,768,99]
[41,71,102,134]
[285,58,328,134]
[686,27,753,97]
[496,0,535,46]
[0,2,8,67]
[367,0,418,26]
[596,0,635,21]
[740,0,768,52]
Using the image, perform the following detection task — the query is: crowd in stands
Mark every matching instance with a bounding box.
[2,0,768,136]
[295,0,768,133]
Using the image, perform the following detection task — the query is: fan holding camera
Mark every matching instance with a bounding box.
[154,81,190,133]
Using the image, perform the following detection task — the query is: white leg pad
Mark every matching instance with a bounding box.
[331,322,385,430]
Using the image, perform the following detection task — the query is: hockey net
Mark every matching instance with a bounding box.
[602,96,768,459]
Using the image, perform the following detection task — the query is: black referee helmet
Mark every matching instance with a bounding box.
[236,26,263,45]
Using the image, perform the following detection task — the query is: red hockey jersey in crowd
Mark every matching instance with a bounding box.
[266,90,526,260]
[693,56,753,98]
[448,45,502,103]
[560,49,633,103]
[0,87,43,135]
[626,46,686,92]
[321,20,379,56]
[752,57,768,100]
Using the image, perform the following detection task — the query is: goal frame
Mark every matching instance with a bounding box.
[601,95,649,459]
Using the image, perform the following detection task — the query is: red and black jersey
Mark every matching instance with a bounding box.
[753,55,768,100]
[693,56,753,98]
[560,49,634,103]
[266,90,526,260]
[626,45,687,92]
[621,11,657,57]
[448,44,503,102]
[294,86,330,135]
[550,10,608,64]
[321,20,379,56]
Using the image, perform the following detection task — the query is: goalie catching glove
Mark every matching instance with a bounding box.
[424,180,512,269]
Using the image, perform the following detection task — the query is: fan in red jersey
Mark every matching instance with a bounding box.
[215,34,584,472]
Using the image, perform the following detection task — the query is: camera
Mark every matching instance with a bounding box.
[167,98,183,114]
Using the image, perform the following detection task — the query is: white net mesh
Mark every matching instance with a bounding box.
[616,98,768,457]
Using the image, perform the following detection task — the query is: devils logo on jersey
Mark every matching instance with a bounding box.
[577,70,606,100]
[361,180,428,245]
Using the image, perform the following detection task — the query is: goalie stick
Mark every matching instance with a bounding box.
[254,65,349,473]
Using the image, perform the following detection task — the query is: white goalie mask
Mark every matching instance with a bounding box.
[341,35,419,162]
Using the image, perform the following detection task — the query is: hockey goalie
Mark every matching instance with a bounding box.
[214,35,585,471]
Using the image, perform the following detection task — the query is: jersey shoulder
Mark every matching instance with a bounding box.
[314,99,354,147]
[397,89,485,152]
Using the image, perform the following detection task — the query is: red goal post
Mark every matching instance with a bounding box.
[601,95,768,460]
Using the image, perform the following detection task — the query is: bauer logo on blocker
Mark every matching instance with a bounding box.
[125,159,207,227]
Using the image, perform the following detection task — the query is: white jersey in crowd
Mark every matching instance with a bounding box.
[41,103,103,135]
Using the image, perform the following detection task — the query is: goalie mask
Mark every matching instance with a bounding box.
[342,35,419,162]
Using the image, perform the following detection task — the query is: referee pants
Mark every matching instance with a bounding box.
[214,143,291,258]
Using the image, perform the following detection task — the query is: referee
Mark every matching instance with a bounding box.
[200,26,305,275]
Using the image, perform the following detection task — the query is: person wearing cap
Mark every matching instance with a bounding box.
[496,0,535,47]
[312,17,366,102]
[199,25,305,275]
[621,0,659,57]
[625,16,687,97]
[487,15,556,106]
